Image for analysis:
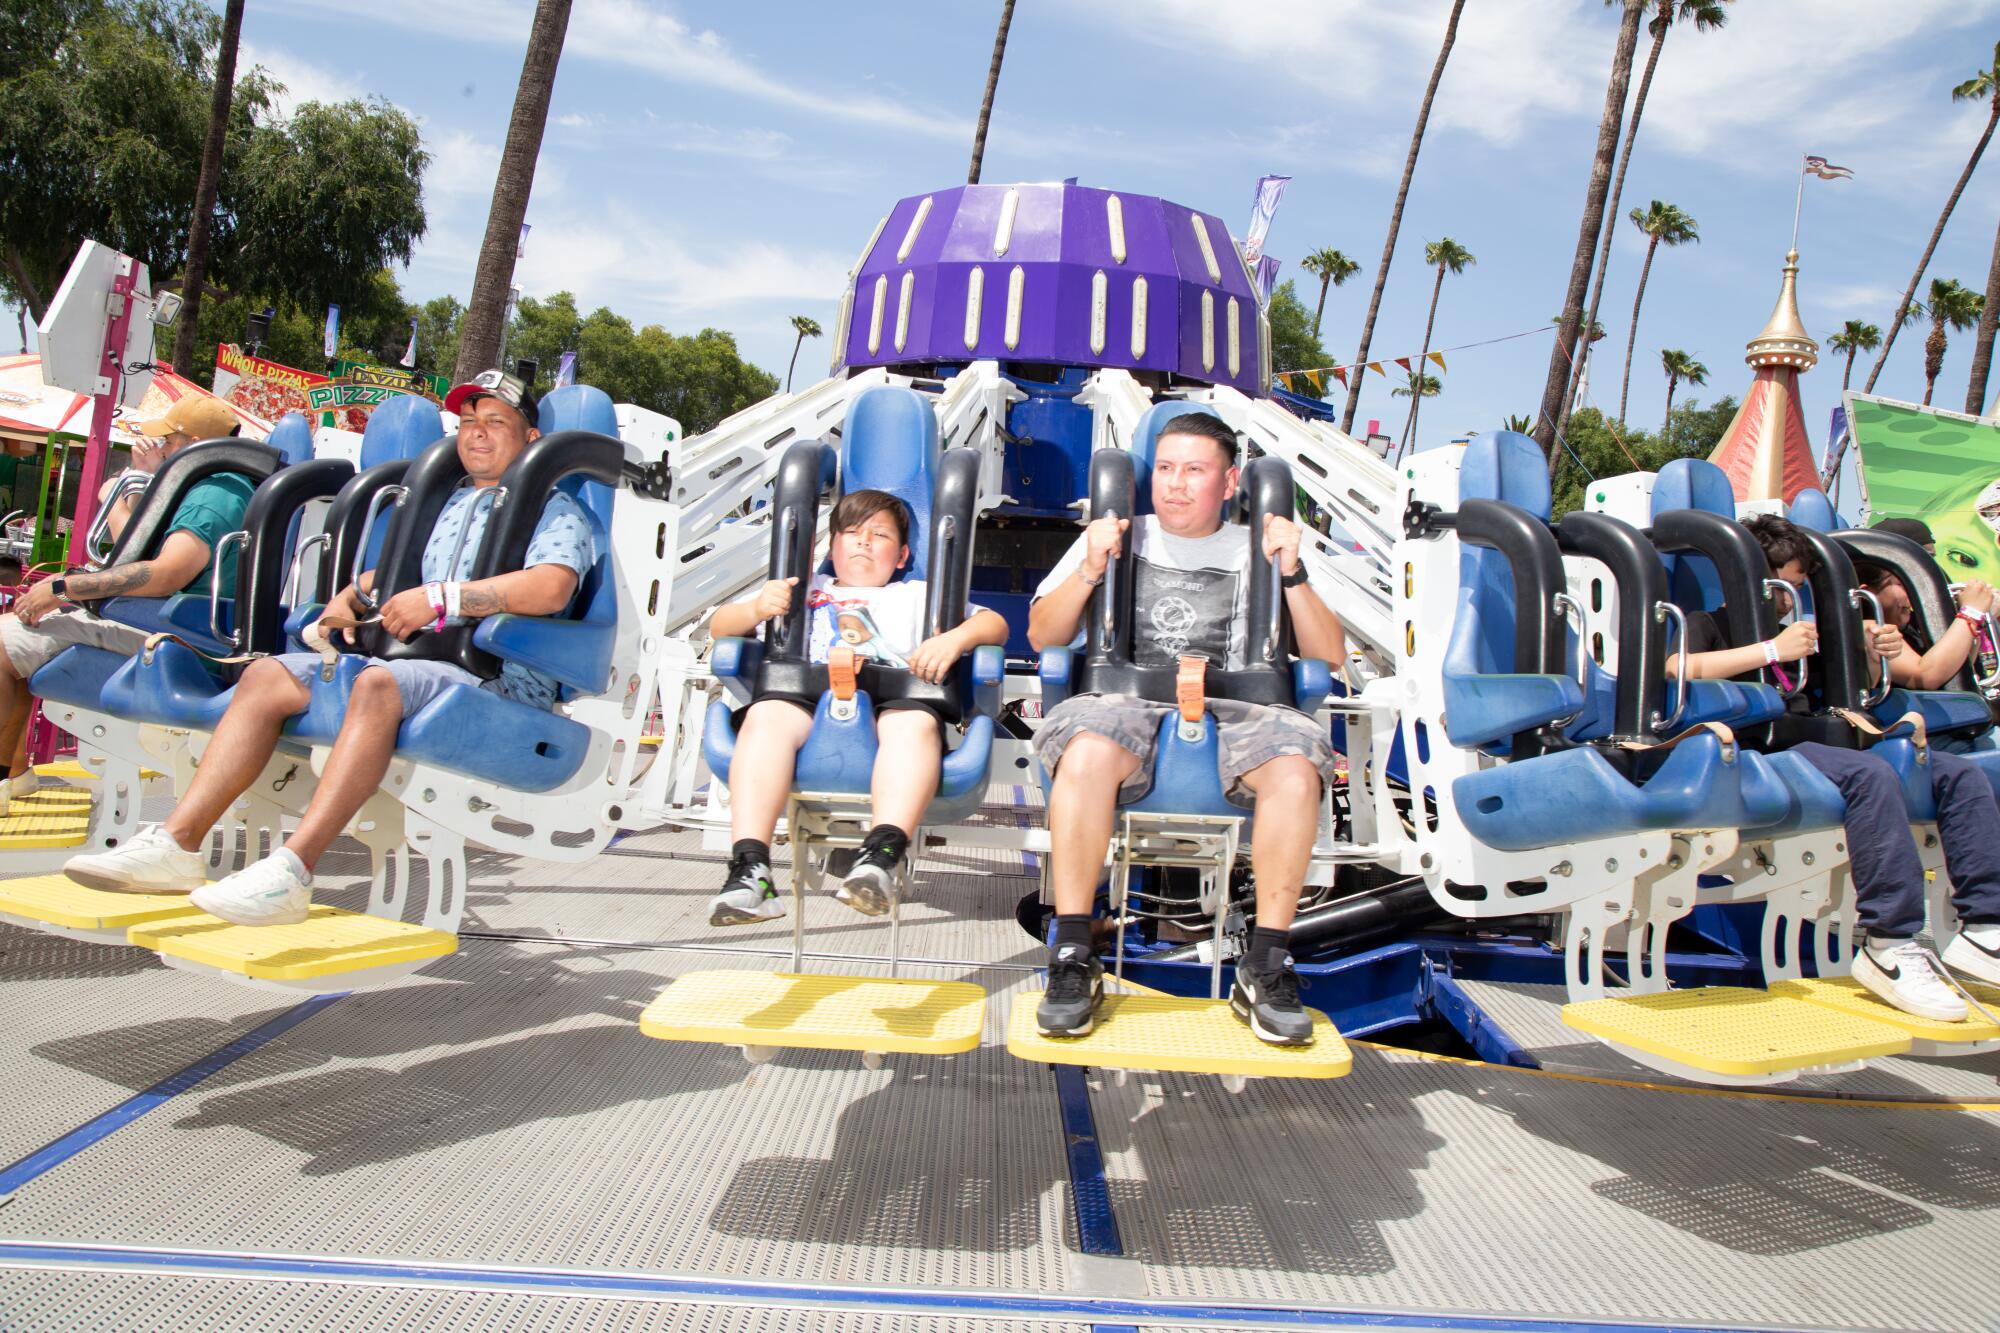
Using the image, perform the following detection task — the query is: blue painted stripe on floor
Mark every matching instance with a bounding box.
[0,1240,1807,1332]
[1093,1325,1140,1333]
[1052,1064,1122,1256]
[0,994,343,1199]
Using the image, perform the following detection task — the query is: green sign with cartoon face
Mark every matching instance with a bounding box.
[1849,393,2000,579]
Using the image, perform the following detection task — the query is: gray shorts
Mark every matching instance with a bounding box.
[1034,692,1337,805]
[0,610,150,678]
[271,652,487,718]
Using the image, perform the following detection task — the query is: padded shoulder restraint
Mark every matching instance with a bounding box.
[86,440,283,611]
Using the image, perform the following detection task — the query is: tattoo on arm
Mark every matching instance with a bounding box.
[70,562,154,598]
[458,583,509,617]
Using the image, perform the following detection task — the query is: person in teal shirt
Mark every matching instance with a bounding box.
[0,396,257,811]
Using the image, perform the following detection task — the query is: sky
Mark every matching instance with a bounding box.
[195,1,2000,481]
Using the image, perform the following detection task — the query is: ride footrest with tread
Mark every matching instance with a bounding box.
[1005,993,1352,1079]
[639,971,986,1055]
[128,905,457,982]
[1772,977,2000,1046]
[1561,986,1912,1077]
[0,792,94,850]
[0,873,206,933]
[32,761,166,782]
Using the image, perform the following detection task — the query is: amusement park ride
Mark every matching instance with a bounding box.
[3,180,1999,1107]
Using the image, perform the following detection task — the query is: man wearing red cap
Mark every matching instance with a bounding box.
[0,395,253,814]
[64,369,596,929]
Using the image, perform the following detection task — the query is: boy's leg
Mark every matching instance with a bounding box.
[1793,743,1966,1020]
[836,707,941,917]
[66,656,313,894]
[1929,751,2000,984]
[710,699,812,927]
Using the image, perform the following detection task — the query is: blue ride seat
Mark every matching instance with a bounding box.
[265,411,315,466]
[703,386,999,823]
[1031,440,1331,823]
[1786,486,1843,533]
[1126,400,1225,519]
[1439,435,1789,850]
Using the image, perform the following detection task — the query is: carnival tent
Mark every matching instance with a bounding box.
[0,353,271,447]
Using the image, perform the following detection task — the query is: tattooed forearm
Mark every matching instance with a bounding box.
[69,562,155,598]
[458,583,509,617]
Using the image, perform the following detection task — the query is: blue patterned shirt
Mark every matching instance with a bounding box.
[422,486,596,708]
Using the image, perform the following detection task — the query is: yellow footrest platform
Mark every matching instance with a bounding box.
[0,873,205,932]
[639,971,986,1055]
[128,904,457,982]
[1772,977,2000,1045]
[0,794,93,850]
[32,760,165,782]
[1562,986,1912,1077]
[1006,993,1352,1079]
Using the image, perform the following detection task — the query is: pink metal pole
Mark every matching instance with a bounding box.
[67,259,137,558]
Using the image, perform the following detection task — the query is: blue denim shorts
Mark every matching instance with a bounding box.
[272,651,489,718]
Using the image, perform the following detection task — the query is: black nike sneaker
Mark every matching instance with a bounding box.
[1036,943,1105,1037]
[1230,953,1315,1045]
[708,852,782,926]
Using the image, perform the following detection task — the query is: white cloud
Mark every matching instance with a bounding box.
[240,40,365,118]
[424,129,504,198]
[265,0,963,139]
[519,208,851,314]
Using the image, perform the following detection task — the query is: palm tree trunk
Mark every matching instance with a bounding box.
[1967,212,2000,414]
[966,0,1017,185]
[1864,96,2000,393]
[1843,346,1859,391]
[1402,264,1448,450]
[170,0,245,377]
[1536,0,1648,471]
[1339,0,1466,435]
[456,0,574,381]
[786,330,805,392]
[1662,374,1678,439]
[1923,320,1946,405]
[1563,5,1668,440]
[1617,235,1660,423]
[1312,275,1331,340]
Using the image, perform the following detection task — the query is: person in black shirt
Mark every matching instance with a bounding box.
[1666,515,2000,1019]
[1850,559,1995,692]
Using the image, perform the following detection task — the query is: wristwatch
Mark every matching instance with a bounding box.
[48,577,69,601]
[1280,563,1311,589]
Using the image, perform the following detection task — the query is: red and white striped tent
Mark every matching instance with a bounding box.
[0,353,271,447]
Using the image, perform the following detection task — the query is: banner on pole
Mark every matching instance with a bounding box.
[1243,175,1291,262]
[322,305,340,359]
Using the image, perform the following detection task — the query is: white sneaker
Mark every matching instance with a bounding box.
[65,825,207,894]
[1852,937,1967,1023]
[191,854,313,927]
[0,771,38,818]
[1940,923,2000,989]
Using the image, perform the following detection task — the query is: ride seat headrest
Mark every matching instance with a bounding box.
[538,384,622,531]
[1128,400,1227,520]
[839,386,940,581]
[265,411,315,466]
[1459,430,1550,520]
[359,393,448,470]
[1650,457,1736,522]
[1787,486,1840,533]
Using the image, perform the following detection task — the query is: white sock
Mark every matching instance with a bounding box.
[274,847,313,886]
[1962,922,2000,948]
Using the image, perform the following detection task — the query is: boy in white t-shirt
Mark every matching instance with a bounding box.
[705,489,1009,925]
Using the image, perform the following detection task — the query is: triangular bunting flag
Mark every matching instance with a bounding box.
[1428,351,1447,372]
[1394,357,1412,374]
[1306,370,1323,392]
[1366,362,1384,377]
[1331,367,1348,388]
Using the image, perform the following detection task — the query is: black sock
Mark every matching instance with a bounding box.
[1053,913,1094,954]
[731,838,771,865]
[1247,926,1291,973]
[862,823,910,857]
[0,765,11,782]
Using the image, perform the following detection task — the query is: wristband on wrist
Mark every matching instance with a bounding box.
[425,581,446,632]
[1280,562,1310,588]
[1958,609,1984,628]
[444,581,462,620]
[1079,568,1104,588]
[1762,638,1781,666]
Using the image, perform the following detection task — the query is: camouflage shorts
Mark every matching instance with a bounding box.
[1034,692,1336,805]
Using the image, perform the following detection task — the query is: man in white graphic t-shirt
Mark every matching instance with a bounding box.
[1026,411,1346,1045]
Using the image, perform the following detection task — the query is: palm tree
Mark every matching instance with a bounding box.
[1339,0,1467,435]
[966,0,1017,185]
[1572,0,1730,437]
[1827,319,1881,391]
[456,0,575,380]
[171,0,245,374]
[1300,247,1360,340]
[1967,215,2000,415]
[1616,201,1699,421]
[1920,277,1983,405]
[1390,371,1441,449]
[1502,413,1536,434]
[1536,0,1650,468]
[1403,238,1475,450]
[1863,41,2000,394]
[784,314,823,392]
[1660,348,1707,437]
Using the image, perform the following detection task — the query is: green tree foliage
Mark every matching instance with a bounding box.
[1550,396,1737,516]
[1267,280,1330,384]
[0,0,425,333]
